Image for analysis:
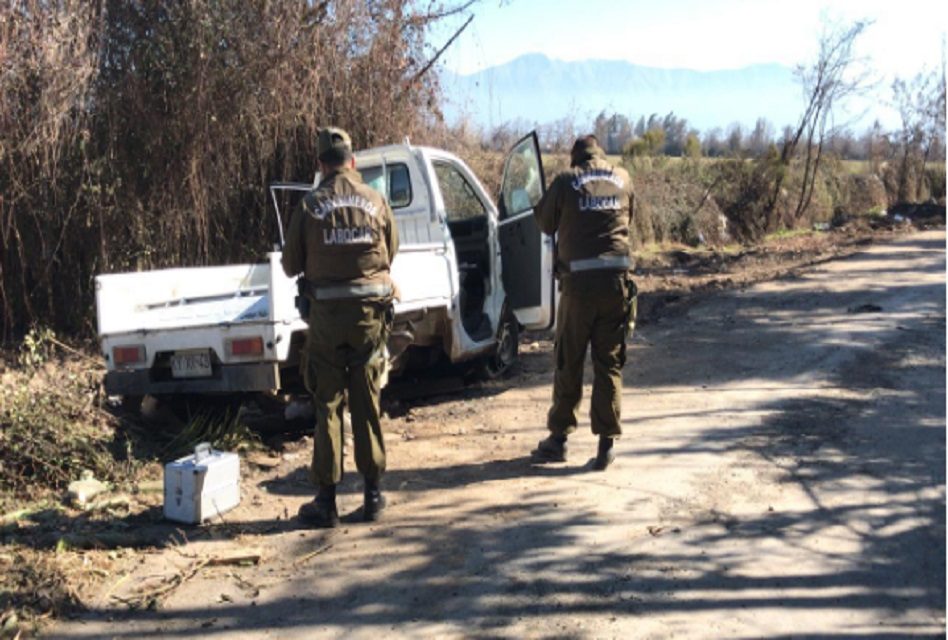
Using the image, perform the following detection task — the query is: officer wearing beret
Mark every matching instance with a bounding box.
[282,127,399,526]
[531,135,636,470]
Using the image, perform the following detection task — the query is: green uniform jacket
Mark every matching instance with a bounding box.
[535,153,634,281]
[281,167,399,292]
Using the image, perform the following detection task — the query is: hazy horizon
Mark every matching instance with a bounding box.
[431,0,944,135]
[438,52,898,135]
[432,0,944,78]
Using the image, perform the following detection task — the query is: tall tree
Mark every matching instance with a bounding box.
[606,113,633,154]
[703,127,725,157]
[892,64,946,202]
[747,118,775,157]
[860,120,889,172]
[726,123,744,157]
[767,19,872,227]
[592,111,610,146]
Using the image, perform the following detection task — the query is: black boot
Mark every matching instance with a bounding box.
[592,436,616,471]
[531,434,567,462]
[298,484,339,528]
[363,479,386,522]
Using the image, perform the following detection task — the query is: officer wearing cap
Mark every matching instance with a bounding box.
[531,134,635,470]
[282,127,399,527]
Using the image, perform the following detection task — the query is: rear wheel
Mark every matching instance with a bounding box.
[478,305,519,379]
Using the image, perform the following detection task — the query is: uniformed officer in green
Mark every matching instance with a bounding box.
[282,127,399,526]
[531,135,635,470]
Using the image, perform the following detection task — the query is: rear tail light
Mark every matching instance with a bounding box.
[228,337,263,357]
[112,344,145,366]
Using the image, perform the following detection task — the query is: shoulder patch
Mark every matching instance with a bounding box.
[570,168,625,192]
[307,193,379,221]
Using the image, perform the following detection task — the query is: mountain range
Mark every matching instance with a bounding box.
[439,53,807,134]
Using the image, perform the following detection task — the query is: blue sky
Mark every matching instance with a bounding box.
[433,0,946,81]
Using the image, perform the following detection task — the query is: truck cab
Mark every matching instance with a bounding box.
[97,133,554,397]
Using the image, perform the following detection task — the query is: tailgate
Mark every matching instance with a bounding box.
[96,253,298,335]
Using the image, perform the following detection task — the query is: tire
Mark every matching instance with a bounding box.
[477,305,519,379]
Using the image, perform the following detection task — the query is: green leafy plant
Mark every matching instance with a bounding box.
[17,327,56,369]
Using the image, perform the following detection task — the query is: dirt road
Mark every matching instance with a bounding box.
[53,230,946,639]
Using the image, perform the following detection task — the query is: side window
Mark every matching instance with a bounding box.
[500,135,543,220]
[359,163,412,209]
[387,164,411,208]
[433,161,486,222]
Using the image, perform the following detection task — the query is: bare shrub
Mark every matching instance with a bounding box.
[880,161,924,206]
[624,162,729,248]
[429,122,506,198]
[892,67,946,204]
[839,173,888,215]
[926,165,946,203]
[706,159,781,241]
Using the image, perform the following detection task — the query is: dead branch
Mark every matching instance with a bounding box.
[409,14,473,86]
[294,543,335,565]
[112,558,209,609]
[206,548,263,567]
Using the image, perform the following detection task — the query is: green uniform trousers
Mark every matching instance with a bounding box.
[548,276,629,438]
[305,299,389,487]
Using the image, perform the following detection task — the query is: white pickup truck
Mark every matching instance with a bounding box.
[96,133,557,400]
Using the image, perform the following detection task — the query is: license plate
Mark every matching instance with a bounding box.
[170,350,212,378]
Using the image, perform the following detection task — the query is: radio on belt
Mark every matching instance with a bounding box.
[163,442,240,524]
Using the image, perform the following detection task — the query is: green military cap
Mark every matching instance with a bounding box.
[317,127,353,162]
[570,134,603,166]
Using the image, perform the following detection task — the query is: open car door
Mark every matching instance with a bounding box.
[269,182,312,248]
[498,131,555,330]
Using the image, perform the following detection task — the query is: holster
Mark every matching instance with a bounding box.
[624,275,638,337]
[295,278,311,321]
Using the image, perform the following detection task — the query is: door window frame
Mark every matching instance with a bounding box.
[499,132,546,222]
[360,162,414,210]
[431,158,490,223]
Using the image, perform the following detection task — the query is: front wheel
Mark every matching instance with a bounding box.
[477,305,519,379]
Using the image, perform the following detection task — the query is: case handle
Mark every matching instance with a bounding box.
[194,442,212,461]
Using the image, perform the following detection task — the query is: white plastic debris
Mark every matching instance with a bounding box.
[67,470,108,506]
